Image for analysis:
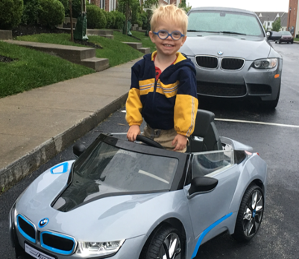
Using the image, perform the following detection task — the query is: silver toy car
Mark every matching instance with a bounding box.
[9,110,267,259]
[180,7,283,109]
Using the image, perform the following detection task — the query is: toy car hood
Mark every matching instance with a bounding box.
[14,161,187,241]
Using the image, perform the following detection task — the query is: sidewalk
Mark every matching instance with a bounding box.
[0,58,140,192]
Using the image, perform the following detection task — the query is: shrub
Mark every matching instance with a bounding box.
[86,5,107,29]
[104,10,115,29]
[38,0,65,28]
[0,0,23,29]
[110,10,125,29]
[22,0,40,25]
[140,12,148,30]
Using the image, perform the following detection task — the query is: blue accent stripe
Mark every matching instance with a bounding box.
[17,214,36,243]
[50,162,68,174]
[40,231,75,255]
[191,212,233,259]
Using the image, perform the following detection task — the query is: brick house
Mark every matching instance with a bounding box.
[88,0,182,12]
[288,0,299,36]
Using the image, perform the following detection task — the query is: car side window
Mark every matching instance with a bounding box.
[192,150,234,178]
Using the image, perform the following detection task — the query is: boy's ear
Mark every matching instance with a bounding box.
[149,31,155,43]
[181,35,187,46]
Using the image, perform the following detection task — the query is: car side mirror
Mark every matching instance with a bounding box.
[73,143,86,157]
[266,31,272,39]
[188,177,218,198]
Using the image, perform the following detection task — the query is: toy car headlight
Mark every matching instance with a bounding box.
[77,240,125,256]
[252,58,278,69]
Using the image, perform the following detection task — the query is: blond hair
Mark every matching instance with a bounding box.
[150,4,188,35]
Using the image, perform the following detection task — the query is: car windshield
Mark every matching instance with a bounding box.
[188,10,264,37]
[280,31,292,36]
[53,140,178,212]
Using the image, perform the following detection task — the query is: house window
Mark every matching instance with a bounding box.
[100,0,105,9]
[109,0,117,11]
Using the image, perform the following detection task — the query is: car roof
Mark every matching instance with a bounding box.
[189,6,255,15]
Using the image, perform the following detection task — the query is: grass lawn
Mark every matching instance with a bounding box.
[0,41,94,98]
[294,37,299,42]
[0,29,155,98]
[15,30,156,67]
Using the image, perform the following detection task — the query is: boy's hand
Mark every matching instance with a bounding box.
[127,125,141,142]
[172,134,188,151]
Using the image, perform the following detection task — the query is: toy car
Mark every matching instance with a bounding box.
[9,109,267,259]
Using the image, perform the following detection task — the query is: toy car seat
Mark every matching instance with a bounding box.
[187,109,222,152]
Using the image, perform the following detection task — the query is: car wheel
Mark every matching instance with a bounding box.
[279,40,281,44]
[232,184,264,242]
[140,225,183,259]
[291,41,293,44]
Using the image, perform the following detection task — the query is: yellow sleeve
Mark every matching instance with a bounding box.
[126,88,143,126]
[174,94,198,137]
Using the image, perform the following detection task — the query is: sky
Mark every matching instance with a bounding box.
[186,0,290,12]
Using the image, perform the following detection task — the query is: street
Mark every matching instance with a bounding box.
[1,42,299,259]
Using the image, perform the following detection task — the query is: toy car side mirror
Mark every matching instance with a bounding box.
[73,143,86,157]
[188,177,218,198]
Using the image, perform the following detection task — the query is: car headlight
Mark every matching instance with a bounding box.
[252,58,278,69]
[76,240,125,256]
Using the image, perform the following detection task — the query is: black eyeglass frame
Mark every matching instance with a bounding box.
[153,30,185,40]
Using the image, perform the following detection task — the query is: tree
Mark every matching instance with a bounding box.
[272,17,281,32]
[179,0,192,13]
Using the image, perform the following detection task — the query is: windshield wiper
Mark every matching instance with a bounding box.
[187,30,217,33]
[218,31,247,35]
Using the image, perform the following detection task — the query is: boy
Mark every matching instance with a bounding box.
[126,4,198,152]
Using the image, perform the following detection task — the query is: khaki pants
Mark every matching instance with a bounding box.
[143,125,187,153]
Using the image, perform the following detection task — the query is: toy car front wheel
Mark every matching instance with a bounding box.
[140,225,183,259]
[232,184,264,242]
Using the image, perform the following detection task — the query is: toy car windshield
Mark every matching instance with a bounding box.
[53,134,184,212]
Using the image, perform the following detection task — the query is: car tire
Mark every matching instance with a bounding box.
[291,41,293,44]
[279,40,281,44]
[232,184,264,242]
[140,225,184,259]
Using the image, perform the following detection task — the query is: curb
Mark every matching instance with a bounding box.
[0,93,128,193]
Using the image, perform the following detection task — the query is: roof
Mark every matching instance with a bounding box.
[255,12,286,24]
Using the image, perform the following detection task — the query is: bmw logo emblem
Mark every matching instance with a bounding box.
[217,51,223,55]
[39,218,49,228]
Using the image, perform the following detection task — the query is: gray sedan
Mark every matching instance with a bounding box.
[180,7,283,109]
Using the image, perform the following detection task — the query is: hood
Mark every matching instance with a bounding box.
[179,34,272,60]
[15,162,189,241]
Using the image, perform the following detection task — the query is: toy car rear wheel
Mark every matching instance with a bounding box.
[140,225,183,259]
[232,184,264,242]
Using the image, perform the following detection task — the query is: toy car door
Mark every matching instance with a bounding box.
[185,150,239,252]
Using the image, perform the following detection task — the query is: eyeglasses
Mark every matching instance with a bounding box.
[153,30,185,40]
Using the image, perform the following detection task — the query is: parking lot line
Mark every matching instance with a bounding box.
[215,118,299,128]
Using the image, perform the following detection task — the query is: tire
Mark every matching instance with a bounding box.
[232,184,264,242]
[279,40,281,44]
[291,41,293,44]
[140,225,183,259]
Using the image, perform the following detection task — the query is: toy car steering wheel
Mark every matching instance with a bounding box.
[136,135,163,149]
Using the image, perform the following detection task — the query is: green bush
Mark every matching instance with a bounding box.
[22,0,40,25]
[140,12,148,30]
[86,5,107,29]
[104,10,115,29]
[38,0,65,28]
[110,10,125,29]
[0,0,23,29]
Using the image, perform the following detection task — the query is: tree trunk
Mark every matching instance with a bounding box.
[69,0,73,41]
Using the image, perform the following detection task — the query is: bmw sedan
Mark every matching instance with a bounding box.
[180,7,283,109]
